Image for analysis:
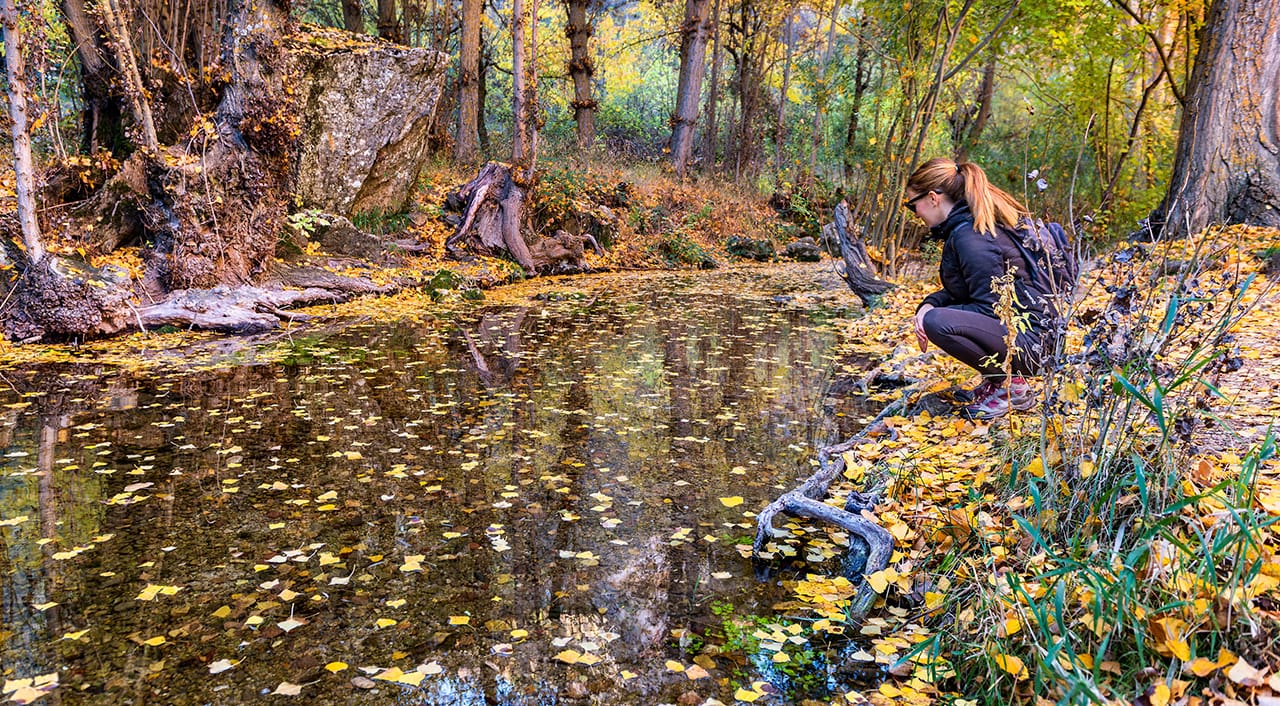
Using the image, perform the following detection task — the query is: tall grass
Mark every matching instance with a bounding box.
[910,227,1279,703]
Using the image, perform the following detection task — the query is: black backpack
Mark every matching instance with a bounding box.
[1005,218,1080,305]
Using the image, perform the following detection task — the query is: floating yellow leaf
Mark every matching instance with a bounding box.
[719,496,744,508]
[143,636,166,646]
[211,605,231,619]
[1150,684,1171,706]
[734,687,762,702]
[61,629,90,640]
[449,615,470,625]
[325,662,348,673]
[554,650,581,664]
[375,618,397,628]
[665,660,685,672]
[510,629,528,640]
[396,671,425,687]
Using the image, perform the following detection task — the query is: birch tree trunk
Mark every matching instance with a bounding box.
[1,0,45,264]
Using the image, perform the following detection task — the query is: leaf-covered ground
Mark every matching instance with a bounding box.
[759,225,1280,704]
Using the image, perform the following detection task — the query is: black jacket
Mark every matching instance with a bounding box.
[918,202,1052,335]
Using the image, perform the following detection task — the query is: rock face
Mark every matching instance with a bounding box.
[292,29,448,216]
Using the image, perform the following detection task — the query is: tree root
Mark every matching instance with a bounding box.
[754,367,961,618]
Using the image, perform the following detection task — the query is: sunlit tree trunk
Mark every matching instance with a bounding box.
[99,0,159,152]
[2,0,46,264]
[565,0,597,150]
[669,0,712,178]
[700,0,724,170]
[1153,0,1280,238]
[455,0,482,162]
[343,0,363,32]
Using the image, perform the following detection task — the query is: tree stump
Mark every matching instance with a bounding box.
[446,162,537,272]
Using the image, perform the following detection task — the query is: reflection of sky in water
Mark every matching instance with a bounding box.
[0,265,868,704]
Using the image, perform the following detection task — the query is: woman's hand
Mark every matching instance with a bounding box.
[913,304,933,352]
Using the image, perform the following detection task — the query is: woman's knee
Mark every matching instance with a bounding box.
[921,308,949,339]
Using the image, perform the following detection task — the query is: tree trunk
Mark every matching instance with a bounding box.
[99,0,159,152]
[669,0,712,178]
[774,10,793,175]
[478,45,491,151]
[948,52,996,161]
[842,25,870,180]
[700,0,724,170]
[343,0,363,32]
[1151,0,1280,239]
[377,0,402,42]
[143,0,298,290]
[58,0,126,156]
[810,0,838,171]
[565,0,597,150]
[455,0,482,163]
[2,0,45,264]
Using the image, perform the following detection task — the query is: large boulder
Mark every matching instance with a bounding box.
[292,28,448,216]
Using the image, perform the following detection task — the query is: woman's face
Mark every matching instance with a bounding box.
[903,189,952,228]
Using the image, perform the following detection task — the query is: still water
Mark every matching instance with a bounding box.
[0,263,870,704]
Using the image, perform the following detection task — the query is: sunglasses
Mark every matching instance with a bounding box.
[902,191,932,212]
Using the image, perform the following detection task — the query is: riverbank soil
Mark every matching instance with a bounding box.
[760,224,1280,704]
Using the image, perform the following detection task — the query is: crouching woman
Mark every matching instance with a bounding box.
[905,158,1055,419]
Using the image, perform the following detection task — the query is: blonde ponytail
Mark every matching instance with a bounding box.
[907,158,1028,236]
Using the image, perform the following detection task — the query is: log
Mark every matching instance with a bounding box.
[137,286,348,334]
[137,268,387,334]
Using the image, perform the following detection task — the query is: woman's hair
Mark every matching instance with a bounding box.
[906,158,1026,235]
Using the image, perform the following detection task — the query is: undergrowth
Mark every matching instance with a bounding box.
[767,224,1280,704]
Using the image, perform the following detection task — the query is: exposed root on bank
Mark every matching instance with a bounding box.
[754,369,961,617]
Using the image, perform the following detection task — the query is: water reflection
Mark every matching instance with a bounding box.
[0,265,863,704]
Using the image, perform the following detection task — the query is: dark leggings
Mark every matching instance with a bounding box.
[922,306,1041,380]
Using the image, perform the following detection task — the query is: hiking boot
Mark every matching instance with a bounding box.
[1005,377,1037,411]
[963,377,1037,419]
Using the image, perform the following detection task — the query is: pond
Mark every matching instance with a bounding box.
[0,262,878,705]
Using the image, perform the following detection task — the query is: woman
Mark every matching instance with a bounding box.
[905,158,1054,419]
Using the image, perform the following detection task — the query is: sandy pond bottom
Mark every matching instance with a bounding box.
[0,262,883,705]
